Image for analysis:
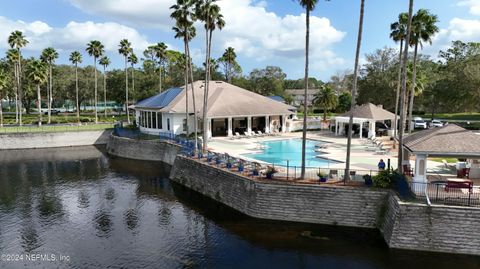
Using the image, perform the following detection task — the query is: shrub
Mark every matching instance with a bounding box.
[372,170,395,188]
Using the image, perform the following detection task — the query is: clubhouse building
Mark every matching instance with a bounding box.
[133,81,295,138]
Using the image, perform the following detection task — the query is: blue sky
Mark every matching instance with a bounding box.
[1,0,479,81]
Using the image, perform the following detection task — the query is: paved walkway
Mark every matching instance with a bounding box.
[207,131,446,173]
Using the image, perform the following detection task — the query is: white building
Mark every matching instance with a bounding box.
[133,81,295,138]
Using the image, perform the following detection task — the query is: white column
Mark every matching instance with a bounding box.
[247,117,252,135]
[282,115,287,133]
[359,124,363,139]
[413,154,428,193]
[227,117,233,137]
[207,118,212,139]
[265,116,270,133]
[368,121,375,138]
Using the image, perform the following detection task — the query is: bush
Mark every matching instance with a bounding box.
[372,170,395,188]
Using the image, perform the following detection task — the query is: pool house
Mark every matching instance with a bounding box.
[133,81,295,139]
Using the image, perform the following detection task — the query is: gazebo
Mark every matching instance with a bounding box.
[403,124,480,187]
[334,103,397,138]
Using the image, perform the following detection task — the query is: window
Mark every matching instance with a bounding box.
[183,119,187,131]
[147,111,152,128]
[139,111,143,127]
[167,118,170,131]
[152,112,157,129]
[157,113,163,129]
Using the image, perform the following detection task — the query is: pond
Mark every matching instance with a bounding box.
[0,146,478,269]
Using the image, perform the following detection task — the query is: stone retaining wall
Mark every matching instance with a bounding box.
[170,156,389,228]
[0,130,110,150]
[171,156,480,256]
[106,134,181,165]
[381,194,480,256]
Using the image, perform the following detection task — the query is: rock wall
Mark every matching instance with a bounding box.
[170,156,389,228]
[106,134,181,165]
[381,194,480,256]
[0,130,110,150]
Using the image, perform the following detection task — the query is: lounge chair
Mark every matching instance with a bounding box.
[329,169,338,179]
[256,130,264,137]
[234,132,243,139]
[442,159,456,171]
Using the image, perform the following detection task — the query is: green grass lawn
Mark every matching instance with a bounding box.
[2,113,127,125]
[418,113,480,121]
[0,123,115,134]
[429,157,458,163]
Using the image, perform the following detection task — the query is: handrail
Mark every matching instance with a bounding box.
[424,185,432,206]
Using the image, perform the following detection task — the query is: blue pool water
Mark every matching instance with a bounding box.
[243,139,341,167]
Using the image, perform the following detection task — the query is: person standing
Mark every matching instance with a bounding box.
[378,159,386,170]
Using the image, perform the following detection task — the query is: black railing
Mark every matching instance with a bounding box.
[409,181,480,207]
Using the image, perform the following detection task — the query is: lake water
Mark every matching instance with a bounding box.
[0,146,478,269]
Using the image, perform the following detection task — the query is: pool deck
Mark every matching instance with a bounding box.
[207,130,445,172]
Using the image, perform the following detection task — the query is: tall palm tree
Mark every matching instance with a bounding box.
[171,0,198,152]
[128,53,138,102]
[196,0,225,153]
[27,59,48,127]
[0,69,8,127]
[390,13,408,139]
[118,39,132,123]
[8,30,28,126]
[397,0,414,173]
[345,0,365,181]
[407,9,439,133]
[313,85,338,122]
[298,0,318,179]
[153,42,168,92]
[6,49,19,123]
[99,56,111,118]
[40,47,59,124]
[202,58,218,80]
[69,51,82,124]
[86,40,104,124]
[220,47,237,83]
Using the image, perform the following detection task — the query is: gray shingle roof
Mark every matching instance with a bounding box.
[403,124,480,157]
[341,103,396,120]
[136,81,295,118]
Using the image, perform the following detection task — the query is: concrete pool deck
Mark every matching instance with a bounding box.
[207,130,445,172]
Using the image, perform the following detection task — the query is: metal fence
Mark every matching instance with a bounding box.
[409,181,480,207]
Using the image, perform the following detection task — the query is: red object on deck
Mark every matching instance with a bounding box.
[403,165,413,176]
[445,178,473,193]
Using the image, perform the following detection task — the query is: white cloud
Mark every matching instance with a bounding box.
[424,18,480,56]
[458,0,480,15]
[69,0,176,29]
[67,0,347,75]
[0,16,151,55]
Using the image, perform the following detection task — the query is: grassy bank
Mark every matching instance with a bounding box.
[0,123,115,134]
[1,113,127,125]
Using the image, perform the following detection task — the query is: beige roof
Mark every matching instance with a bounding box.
[159,81,295,118]
[341,103,396,121]
[403,124,480,157]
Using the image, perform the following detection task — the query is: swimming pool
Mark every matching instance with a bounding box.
[243,139,341,167]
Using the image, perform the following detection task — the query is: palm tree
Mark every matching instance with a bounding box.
[6,49,19,123]
[27,60,48,126]
[0,69,8,127]
[313,85,338,122]
[69,51,82,124]
[171,0,198,152]
[202,58,218,79]
[128,53,138,102]
[86,40,104,124]
[345,0,365,181]
[407,9,439,133]
[390,13,408,138]
[99,56,111,118]
[118,39,132,123]
[8,30,28,126]
[397,0,414,173]
[298,0,318,179]
[220,47,237,83]
[40,47,59,124]
[153,42,168,92]
[195,0,225,153]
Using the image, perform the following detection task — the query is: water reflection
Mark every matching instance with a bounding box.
[0,146,478,269]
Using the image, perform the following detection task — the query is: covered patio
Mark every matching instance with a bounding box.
[403,124,480,192]
[334,103,397,139]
